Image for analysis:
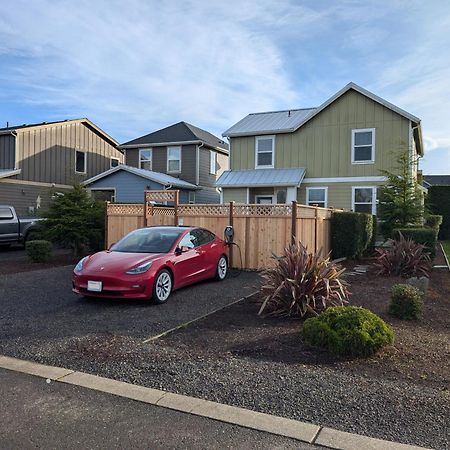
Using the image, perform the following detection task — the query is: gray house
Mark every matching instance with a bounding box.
[115,121,229,203]
[0,118,123,216]
[83,165,198,203]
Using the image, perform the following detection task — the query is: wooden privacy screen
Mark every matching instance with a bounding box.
[106,191,334,270]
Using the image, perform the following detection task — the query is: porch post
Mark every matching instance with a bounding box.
[291,200,297,245]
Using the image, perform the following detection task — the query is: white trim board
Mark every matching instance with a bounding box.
[302,176,387,183]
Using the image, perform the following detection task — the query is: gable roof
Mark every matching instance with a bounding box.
[223,82,421,138]
[83,164,198,190]
[0,118,120,148]
[215,168,306,188]
[120,121,229,154]
[423,175,450,187]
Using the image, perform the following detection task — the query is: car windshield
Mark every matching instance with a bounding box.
[111,228,184,253]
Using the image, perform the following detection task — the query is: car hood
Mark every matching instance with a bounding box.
[82,251,165,273]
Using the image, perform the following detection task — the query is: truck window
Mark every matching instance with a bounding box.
[0,208,13,220]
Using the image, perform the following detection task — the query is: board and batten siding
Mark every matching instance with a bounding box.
[222,188,247,204]
[230,89,410,178]
[0,134,16,169]
[15,122,122,185]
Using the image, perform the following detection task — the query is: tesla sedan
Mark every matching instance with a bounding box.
[72,226,228,303]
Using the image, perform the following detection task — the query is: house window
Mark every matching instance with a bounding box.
[167,146,181,173]
[139,149,152,170]
[188,191,195,204]
[210,150,216,175]
[352,128,375,164]
[255,136,275,168]
[352,187,377,214]
[306,187,328,208]
[75,150,86,173]
[255,195,274,204]
[110,157,120,168]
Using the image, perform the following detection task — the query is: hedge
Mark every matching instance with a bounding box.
[26,240,52,262]
[331,212,373,259]
[392,227,437,258]
[426,186,450,239]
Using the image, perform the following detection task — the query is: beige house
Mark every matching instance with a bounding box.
[217,82,424,214]
[0,118,123,216]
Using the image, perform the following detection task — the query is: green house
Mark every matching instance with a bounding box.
[217,82,424,214]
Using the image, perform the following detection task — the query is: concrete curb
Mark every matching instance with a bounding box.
[0,355,430,450]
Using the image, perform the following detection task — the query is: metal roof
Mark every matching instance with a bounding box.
[0,169,21,179]
[121,121,229,153]
[423,175,450,187]
[222,108,316,137]
[215,168,306,188]
[83,165,198,189]
[223,82,422,138]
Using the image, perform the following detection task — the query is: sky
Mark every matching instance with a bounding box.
[0,0,449,174]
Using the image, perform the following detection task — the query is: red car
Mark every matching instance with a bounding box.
[72,226,229,303]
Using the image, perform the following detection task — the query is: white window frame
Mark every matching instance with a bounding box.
[306,187,328,208]
[351,128,375,164]
[110,157,120,168]
[139,148,152,170]
[75,150,87,174]
[255,195,275,204]
[210,150,217,175]
[89,187,117,203]
[255,135,275,169]
[167,146,181,173]
[188,191,195,204]
[352,186,377,215]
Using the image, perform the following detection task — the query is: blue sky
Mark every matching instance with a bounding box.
[1,0,449,174]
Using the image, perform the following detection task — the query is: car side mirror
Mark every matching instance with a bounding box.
[175,246,190,254]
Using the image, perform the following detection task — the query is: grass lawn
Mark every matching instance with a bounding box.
[441,240,450,261]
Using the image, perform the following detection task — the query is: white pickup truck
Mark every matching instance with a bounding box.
[0,205,43,247]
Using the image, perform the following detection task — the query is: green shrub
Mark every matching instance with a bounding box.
[426,186,450,239]
[258,242,349,318]
[375,233,432,278]
[331,212,373,259]
[303,306,394,357]
[26,240,52,262]
[370,215,378,249]
[389,284,423,320]
[424,214,442,231]
[392,227,437,258]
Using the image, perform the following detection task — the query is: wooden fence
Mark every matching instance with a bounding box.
[106,190,334,270]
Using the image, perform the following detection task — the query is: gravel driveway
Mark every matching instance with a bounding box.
[0,265,258,350]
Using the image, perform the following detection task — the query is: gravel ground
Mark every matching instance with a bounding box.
[1,266,448,449]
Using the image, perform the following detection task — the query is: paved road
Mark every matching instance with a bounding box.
[0,265,258,356]
[0,368,318,450]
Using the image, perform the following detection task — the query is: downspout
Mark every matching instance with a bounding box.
[196,142,204,186]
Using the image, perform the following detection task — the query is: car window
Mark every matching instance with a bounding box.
[112,228,184,253]
[0,208,13,220]
[191,229,216,247]
[178,232,196,249]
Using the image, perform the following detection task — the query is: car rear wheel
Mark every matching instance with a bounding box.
[152,269,172,304]
[215,255,228,281]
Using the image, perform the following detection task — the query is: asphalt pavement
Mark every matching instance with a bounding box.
[0,367,318,450]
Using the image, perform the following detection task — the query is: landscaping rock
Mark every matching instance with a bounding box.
[406,276,429,294]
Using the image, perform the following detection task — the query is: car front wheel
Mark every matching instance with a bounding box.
[152,269,172,304]
[215,255,228,281]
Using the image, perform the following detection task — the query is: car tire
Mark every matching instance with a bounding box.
[152,269,173,304]
[215,255,228,281]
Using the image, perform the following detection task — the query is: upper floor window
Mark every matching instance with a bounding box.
[255,136,275,168]
[352,186,377,214]
[75,150,87,174]
[139,149,152,170]
[210,150,217,175]
[306,187,328,208]
[110,157,120,168]
[352,128,375,164]
[167,146,181,173]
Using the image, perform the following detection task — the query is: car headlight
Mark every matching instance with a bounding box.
[126,260,153,275]
[74,256,88,272]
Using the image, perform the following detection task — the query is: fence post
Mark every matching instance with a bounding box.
[143,191,148,226]
[291,200,297,245]
[104,201,109,250]
[229,201,234,268]
[174,190,179,226]
[314,208,319,253]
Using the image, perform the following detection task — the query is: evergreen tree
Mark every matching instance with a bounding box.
[378,151,424,238]
[42,184,105,255]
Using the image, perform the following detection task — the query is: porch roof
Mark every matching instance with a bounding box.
[215,168,306,188]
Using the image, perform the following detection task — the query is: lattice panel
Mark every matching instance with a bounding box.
[107,203,144,216]
[233,204,292,217]
[178,205,230,216]
[145,190,179,203]
[152,206,175,216]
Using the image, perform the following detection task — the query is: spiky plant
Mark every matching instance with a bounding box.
[374,232,432,278]
[258,242,350,318]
